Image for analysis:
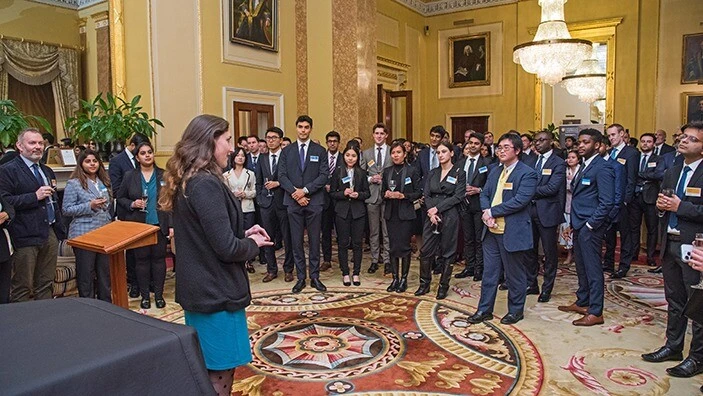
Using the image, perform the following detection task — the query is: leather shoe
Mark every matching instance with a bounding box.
[455,268,474,279]
[526,286,540,295]
[292,280,306,293]
[311,278,327,292]
[262,273,277,283]
[558,303,588,315]
[500,313,524,325]
[666,357,703,378]
[537,292,551,303]
[140,298,151,309]
[367,262,379,274]
[320,261,332,271]
[284,272,294,282]
[642,346,684,363]
[129,286,140,299]
[610,269,628,279]
[498,283,508,291]
[648,266,662,274]
[572,314,604,326]
[467,311,494,324]
[155,298,166,309]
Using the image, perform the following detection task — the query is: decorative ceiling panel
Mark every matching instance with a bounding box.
[395,0,517,16]
[27,0,106,11]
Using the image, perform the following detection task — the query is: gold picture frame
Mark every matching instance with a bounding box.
[230,0,277,52]
[682,91,703,124]
[681,33,703,84]
[448,32,490,88]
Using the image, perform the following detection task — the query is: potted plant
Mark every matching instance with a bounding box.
[65,92,163,157]
[0,99,52,148]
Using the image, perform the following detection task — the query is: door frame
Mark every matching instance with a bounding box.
[377,84,413,143]
[445,112,493,138]
[223,87,284,139]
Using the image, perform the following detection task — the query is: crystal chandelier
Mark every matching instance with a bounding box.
[513,0,593,86]
[561,44,606,103]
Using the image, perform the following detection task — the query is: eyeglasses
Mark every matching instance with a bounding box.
[680,134,701,143]
[534,138,549,143]
[495,145,515,152]
[265,136,280,140]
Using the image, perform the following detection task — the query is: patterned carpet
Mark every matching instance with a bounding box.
[132,254,703,395]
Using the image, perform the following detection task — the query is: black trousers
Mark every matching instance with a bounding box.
[133,232,167,298]
[527,205,558,295]
[662,240,703,360]
[336,213,365,275]
[603,205,634,272]
[420,208,459,263]
[288,204,323,280]
[460,208,484,274]
[321,202,335,263]
[261,205,294,275]
[0,259,11,304]
[74,247,111,302]
[629,193,658,264]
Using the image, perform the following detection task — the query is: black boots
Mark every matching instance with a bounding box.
[414,258,432,296]
[396,255,411,293]
[436,263,454,299]
[387,258,400,292]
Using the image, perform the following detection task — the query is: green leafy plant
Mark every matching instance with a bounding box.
[65,92,163,144]
[544,122,559,140]
[0,99,52,147]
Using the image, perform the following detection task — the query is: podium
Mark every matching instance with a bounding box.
[68,221,159,308]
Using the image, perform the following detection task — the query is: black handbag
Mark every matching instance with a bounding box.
[683,288,703,324]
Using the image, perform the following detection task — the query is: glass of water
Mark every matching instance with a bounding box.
[389,179,396,192]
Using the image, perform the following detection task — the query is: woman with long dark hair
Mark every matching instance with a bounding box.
[223,147,257,273]
[159,114,271,395]
[62,149,113,301]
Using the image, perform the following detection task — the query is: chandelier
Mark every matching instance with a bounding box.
[513,0,593,86]
[561,44,606,103]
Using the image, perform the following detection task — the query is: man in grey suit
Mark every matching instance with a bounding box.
[361,123,392,274]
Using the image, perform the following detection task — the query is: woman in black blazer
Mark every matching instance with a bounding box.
[0,195,14,304]
[382,142,422,292]
[329,146,370,286]
[117,142,171,309]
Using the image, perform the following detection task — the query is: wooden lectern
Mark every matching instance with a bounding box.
[67,221,159,308]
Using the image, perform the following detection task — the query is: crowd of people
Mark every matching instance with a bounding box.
[1,116,702,394]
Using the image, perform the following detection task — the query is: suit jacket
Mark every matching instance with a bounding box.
[323,151,341,209]
[456,156,491,213]
[606,158,626,221]
[116,167,171,236]
[360,144,391,205]
[659,151,684,172]
[655,143,675,156]
[329,167,370,220]
[610,145,639,203]
[637,152,664,204]
[0,150,19,166]
[246,153,261,173]
[414,147,432,188]
[62,178,114,239]
[278,140,329,207]
[255,152,285,210]
[570,155,615,230]
[519,150,538,164]
[0,156,65,247]
[382,164,422,221]
[659,162,703,252]
[108,150,137,219]
[480,161,538,252]
[423,163,466,214]
[0,195,15,262]
[526,153,567,227]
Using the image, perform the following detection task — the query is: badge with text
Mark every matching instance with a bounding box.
[367,160,375,167]
[647,162,657,168]
[447,176,457,184]
[686,187,702,197]
[617,158,626,165]
[405,177,412,185]
[342,176,352,184]
[542,168,552,176]
[310,156,319,162]
[581,178,591,186]
[478,166,488,174]
[504,182,513,190]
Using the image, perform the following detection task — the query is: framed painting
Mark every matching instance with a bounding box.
[682,33,703,84]
[682,92,703,123]
[448,32,490,88]
[230,0,277,52]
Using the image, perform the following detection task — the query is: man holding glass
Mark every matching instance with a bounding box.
[642,121,703,378]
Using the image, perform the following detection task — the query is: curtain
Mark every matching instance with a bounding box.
[7,74,57,133]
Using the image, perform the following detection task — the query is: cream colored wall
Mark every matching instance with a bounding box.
[78,2,109,101]
[0,0,80,46]
[306,0,333,139]
[656,0,703,137]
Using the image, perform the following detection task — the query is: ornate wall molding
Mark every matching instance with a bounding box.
[394,0,517,16]
[27,0,107,10]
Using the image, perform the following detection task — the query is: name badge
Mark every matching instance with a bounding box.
[581,178,591,186]
[617,158,626,165]
[405,177,412,185]
[310,156,319,162]
[542,168,552,176]
[447,176,457,185]
[367,160,375,167]
[647,162,657,168]
[342,176,352,184]
[504,182,513,190]
[478,166,488,174]
[686,187,702,197]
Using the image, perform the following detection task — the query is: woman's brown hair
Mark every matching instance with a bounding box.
[158,114,230,211]
[69,149,112,198]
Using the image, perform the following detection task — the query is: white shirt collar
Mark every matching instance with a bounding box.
[614,142,626,152]
[584,153,599,168]
[537,149,553,161]
[683,158,702,173]
[501,160,518,173]
[20,154,39,168]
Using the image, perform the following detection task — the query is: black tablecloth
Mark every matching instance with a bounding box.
[0,298,213,396]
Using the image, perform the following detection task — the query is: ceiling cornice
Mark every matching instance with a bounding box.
[26,0,107,11]
[394,0,518,17]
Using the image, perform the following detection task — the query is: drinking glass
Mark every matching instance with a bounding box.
[140,188,148,213]
[48,179,57,206]
[389,180,396,192]
[264,177,273,197]
[691,233,703,289]
[658,188,675,217]
[432,214,442,235]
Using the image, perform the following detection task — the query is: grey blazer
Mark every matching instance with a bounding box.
[360,144,392,205]
[62,178,113,239]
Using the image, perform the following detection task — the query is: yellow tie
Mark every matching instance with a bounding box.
[489,168,511,234]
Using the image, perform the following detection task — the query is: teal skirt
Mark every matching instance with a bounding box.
[184,309,252,370]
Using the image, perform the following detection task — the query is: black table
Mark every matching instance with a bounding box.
[0,298,213,395]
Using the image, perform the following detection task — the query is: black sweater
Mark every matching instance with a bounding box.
[173,172,259,313]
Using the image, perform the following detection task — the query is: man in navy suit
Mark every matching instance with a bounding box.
[246,135,261,173]
[654,129,676,157]
[523,131,566,302]
[558,128,615,326]
[603,124,639,278]
[467,132,537,325]
[0,128,65,302]
[415,126,445,187]
[641,121,703,378]
[257,127,294,283]
[320,130,340,272]
[278,115,329,293]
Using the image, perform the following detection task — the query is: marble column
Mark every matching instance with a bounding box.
[93,11,112,95]
[295,0,309,116]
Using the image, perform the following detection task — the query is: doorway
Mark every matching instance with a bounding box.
[450,116,489,144]
[233,101,274,139]
[377,85,413,142]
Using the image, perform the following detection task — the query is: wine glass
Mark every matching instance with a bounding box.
[48,179,57,206]
[432,214,442,235]
[658,188,674,217]
[140,188,148,213]
[691,233,703,289]
[264,177,273,197]
[389,179,396,192]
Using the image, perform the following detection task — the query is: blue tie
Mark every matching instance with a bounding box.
[535,155,544,172]
[668,165,691,230]
[32,164,55,224]
[271,154,277,174]
[610,148,618,160]
[299,143,306,171]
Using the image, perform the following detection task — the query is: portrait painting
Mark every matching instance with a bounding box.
[682,33,703,84]
[230,0,277,52]
[682,92,703,124]
[448,32,490,88]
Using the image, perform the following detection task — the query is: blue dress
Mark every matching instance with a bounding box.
[184,309,252,370]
